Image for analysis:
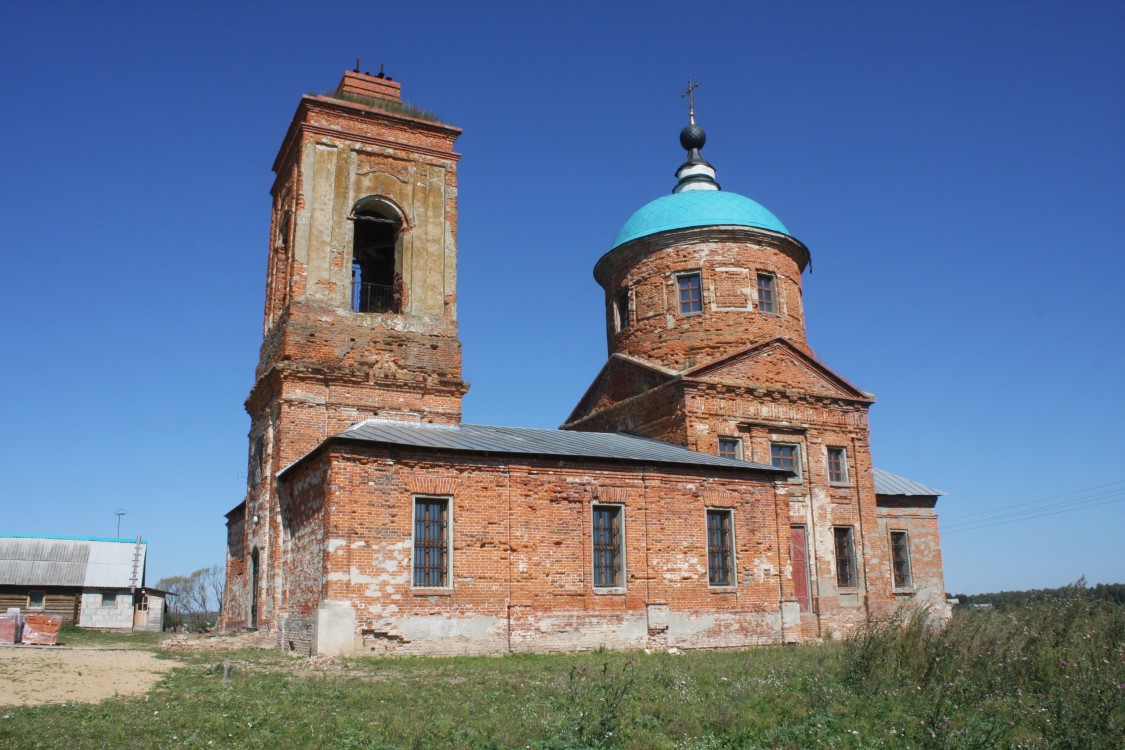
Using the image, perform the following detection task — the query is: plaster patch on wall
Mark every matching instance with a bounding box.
[660,555,704,582]
[663,610,719,637]
[397,614,499,641]
[751,554,775,580]
[347,566,381,584]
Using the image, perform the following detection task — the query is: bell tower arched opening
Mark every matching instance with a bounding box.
[351,196,402,313]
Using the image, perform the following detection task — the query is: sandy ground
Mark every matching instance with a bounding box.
[0,647,182,707]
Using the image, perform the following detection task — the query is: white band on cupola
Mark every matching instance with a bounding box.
[674,161,720,193]
[673,119,720,193]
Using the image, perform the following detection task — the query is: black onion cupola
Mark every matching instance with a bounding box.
[674,100,720,192]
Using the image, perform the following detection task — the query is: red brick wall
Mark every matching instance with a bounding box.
[564,379,688,445]
[875,498,950,621]
[281,443,814,655]
[221,506,248,629]
[567,370,944,636]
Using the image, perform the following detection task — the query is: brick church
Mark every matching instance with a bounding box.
[221,69,950,656]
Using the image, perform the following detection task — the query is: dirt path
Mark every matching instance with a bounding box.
[0,647,182,706]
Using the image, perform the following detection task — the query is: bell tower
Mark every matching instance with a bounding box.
[225,68,468,632]
[256,66,468,443]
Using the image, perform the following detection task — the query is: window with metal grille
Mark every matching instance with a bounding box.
[827,447,848,484]
[717,437,742,460]
[756,273,776,313]
[413,497,450,587]
[614,289,630,331]
[771,442,801,480]
[833,527,857,588]
[676,272,703,314]
[706,509,735,586]
[592,504,624,588]
[890,531,913,589]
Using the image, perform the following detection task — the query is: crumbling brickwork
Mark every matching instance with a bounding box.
[568,220,949,635]
[223,70,468,633]
[594,227,812,369]
[222,69,950,652]
[276,442,804,656]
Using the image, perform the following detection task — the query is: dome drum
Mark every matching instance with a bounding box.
[599,229,810,369]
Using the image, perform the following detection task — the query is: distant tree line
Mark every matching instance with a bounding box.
[155,564,224,630]
[951,579,1125,610]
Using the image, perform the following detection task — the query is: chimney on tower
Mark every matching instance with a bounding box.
[336,67,402,104]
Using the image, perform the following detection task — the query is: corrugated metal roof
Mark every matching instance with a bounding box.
[0,536,146,589]
[84,539,146,588]
[873,468,945,497]
[332,421,785,474]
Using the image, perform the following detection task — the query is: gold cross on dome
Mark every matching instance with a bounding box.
[682,78,700,124]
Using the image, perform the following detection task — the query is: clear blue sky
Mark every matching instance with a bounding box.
[2,2,1122,594]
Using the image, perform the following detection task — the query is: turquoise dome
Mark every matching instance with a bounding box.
[612,191,790,249]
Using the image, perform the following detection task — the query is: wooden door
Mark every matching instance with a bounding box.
[133,594,147,630]
[790,526,811,613]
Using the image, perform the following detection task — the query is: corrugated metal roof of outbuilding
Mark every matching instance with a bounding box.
[289,420,788,476]
[0,536,145,589]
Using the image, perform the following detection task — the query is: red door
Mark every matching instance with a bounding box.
[790,526,811,613]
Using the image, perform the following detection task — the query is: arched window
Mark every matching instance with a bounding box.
[350,196,402,313]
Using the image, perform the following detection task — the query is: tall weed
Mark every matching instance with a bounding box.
[843,583,1125,748]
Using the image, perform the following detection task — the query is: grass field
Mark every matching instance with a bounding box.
[55,624,167,648]
[2,590,1121,749]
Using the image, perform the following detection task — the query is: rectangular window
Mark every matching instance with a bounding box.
[757,273,776,313]
[706,509,735,586]
[827,447,848,484]
[614,289,630,331]
[890,531,913,589]
[101,591,117,607]
[717,436,742,460]
[834,527,857,588]
[592,504,624,588]
[770,442,801,480]
[676,272,703,314]
[413,497,450,587]
[27,591,45,609]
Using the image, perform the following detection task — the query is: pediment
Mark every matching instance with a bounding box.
[685,339,870,401]
[565,354,677,425]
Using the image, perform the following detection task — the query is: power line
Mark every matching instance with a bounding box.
[943,493,1125,534]
[943,489,1125,532]
[941,487,1125,531]
[941,478,1125,522]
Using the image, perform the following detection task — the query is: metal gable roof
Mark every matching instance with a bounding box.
[873,468,945,497]
[0,536,146,589]
[332,421,784,474]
